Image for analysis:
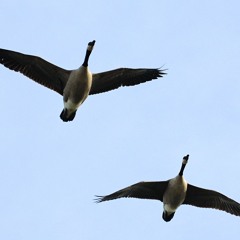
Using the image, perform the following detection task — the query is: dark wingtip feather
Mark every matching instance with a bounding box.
[157,67,168,77]
[94,195,105,203]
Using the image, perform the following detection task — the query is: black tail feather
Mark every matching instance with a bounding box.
[162,211,175,222]
[60,109,76,122]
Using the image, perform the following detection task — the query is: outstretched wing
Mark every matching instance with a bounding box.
[183,184,240,216]
[90,68,166,95]
[0,48,71,95]
[95,181,169,203]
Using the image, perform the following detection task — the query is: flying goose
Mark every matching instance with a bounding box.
[0,41,166,122]
[95,155,240,222]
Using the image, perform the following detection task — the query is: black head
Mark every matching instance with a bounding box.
[82,40,96,67]
[183,154,189,164]
[179,154,189,176]
[88,40,96,47]
[86,40,95,53]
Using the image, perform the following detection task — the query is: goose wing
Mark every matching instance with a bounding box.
[95,181,169,203]
[183,184,240,216]
[0,48,71,95]
[90,68,166,95]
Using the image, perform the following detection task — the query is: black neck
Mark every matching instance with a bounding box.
[178,164,186,176]
[178,155,189,176]
[82,49,91,67]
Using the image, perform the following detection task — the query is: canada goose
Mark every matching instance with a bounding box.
[0,41,166,122]
[95,155,240,222]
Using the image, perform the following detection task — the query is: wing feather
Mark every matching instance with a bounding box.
[95,181,169,203]
[0,48,71,95]
[183,184,240,216]
[90,68,166,95]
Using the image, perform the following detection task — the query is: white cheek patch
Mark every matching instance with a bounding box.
[182,159,188,165]
[87,45,94,51]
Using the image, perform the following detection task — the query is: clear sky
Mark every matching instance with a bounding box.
[0,0,240,239]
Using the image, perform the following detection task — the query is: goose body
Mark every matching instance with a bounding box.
[96,155,240,222]
[61,67,92,121]
[162,175,187,221]
[0,41,166,122]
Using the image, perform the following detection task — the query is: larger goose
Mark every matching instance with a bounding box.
[0,41,166,122]
[95,155,240,222]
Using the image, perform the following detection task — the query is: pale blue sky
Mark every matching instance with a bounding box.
[0,1,240,239]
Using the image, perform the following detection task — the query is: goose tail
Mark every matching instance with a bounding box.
[60,109,76,122]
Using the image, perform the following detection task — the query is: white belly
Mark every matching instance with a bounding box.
[63,67,92,110]
[163,176,187,212]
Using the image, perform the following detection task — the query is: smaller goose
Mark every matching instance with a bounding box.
[95,155,240,222]
[0,41,166,122]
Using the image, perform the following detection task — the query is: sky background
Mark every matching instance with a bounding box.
[0,1,240,239]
